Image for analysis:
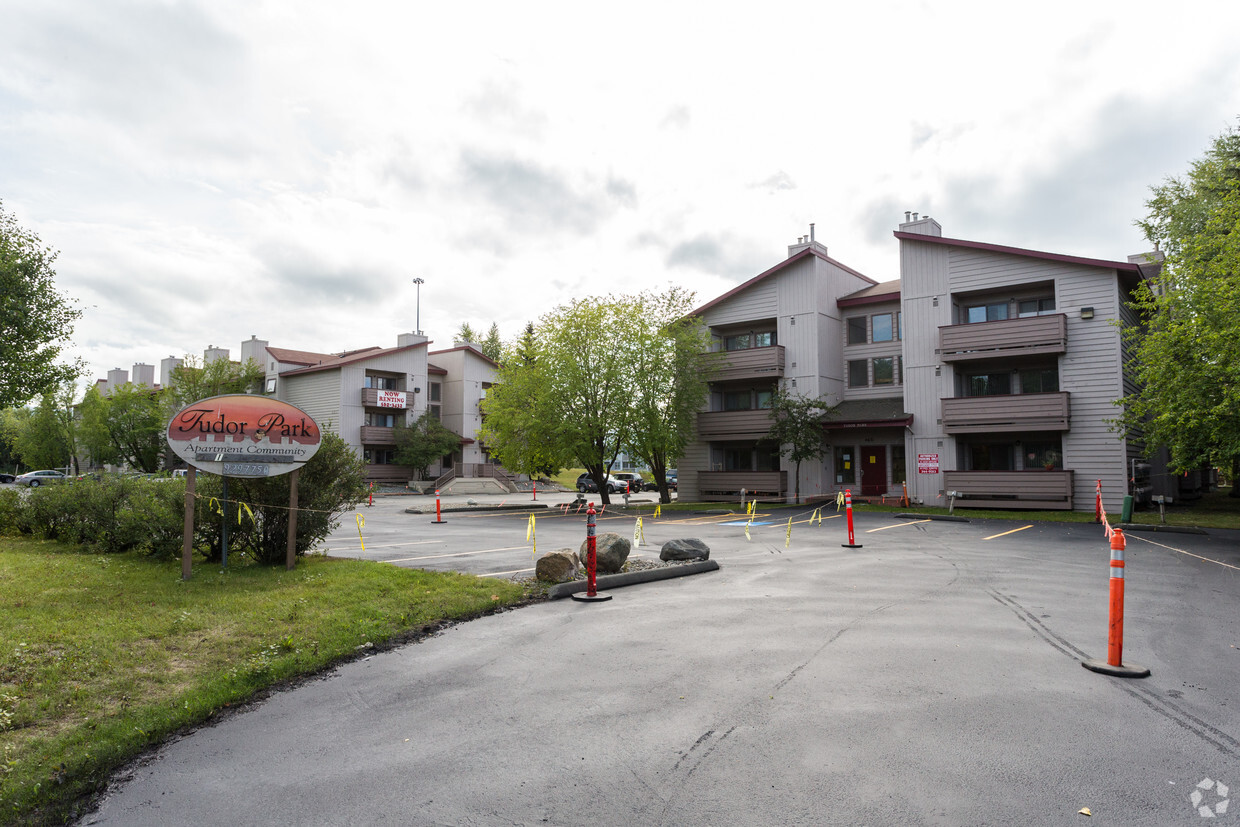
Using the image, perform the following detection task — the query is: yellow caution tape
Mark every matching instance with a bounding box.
[653,505,662,519]
[355,513,365,551]
[527,514,536,557]
[785,516,792,548]
[633,516,645,547]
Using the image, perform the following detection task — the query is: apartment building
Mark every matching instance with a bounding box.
[679,217,1164,512]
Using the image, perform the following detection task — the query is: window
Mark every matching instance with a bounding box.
[848,360,868,388]
[429,382,441,402]
[1024,440,1063,470]
[1018,298,1056,317]
[966,302,1008,323]
[967,443,1013,471]
[847,317,867,345]
[755,390,774,409]
[872,314,894,342]
[265,378,276,394]
[1020,369,1059,394]
[754,331,776,347]
[873,357,895,385]
[724,391,752,411]
[365,375,398,390]
[967,372,1011,396]
[835,446,855,484]
[892,445,906,485]
[724,334,751,351]
[365,412,396,427]
[898,311,903,341]
[429,404,441,421]
[363,448,397,465]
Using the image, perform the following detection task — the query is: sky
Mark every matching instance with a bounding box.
[3,0,1239,391]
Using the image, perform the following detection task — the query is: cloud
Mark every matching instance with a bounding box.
[751,171,796,193]
[665,232,770,280]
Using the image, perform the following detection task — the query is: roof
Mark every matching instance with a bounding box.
[692,245,878,317]
[822,397,913,430]
[266,346,340,367]
[838,279,901,308]
[279,343,426,377]
[892,231,1143,274]
[428,363,448,375]
[428,343,500,368]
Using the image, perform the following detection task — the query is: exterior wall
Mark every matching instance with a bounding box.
[282,370,344,439]
[429,346,496,467]
[840,299,904,402]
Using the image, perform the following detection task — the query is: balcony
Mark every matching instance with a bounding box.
[940,392,1070,434]
[705,345,785,383]
[943,470,1074,510]
[361,388,410,409]
[939,314,1067,362]
[697,409,775,440]
[697,470,787,499]
[359,426,396,444]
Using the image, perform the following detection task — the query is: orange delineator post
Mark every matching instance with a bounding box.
[1107,528,1126,667]
[432,488,446,524]
[571,503,611,603]
[842,488,862,549]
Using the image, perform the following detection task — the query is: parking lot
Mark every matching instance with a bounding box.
[89,495,1240,825]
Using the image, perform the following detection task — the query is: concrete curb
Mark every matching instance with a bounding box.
[404,504,549,515]
[895,513,971,523]
[1118,522,1209,536]
[547,560,721,599]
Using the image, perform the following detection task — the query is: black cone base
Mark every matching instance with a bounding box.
[571,592,612,602]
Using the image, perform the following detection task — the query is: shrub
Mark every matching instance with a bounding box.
[0,487,19,535]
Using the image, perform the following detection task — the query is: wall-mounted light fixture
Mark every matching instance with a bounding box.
[1080,307,1095,319]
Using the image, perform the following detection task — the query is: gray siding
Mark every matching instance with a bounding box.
[283,370,343,440]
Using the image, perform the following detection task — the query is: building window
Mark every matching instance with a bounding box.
[265,378,276,394]
[847,317,867,345]
[966,302,1009,323]
[754,331,776,347]
[892,444,906,485]
[365,374,398,390]
[1024,440,1063,470]
[873,357,895,385]
[363,448,397,465]
[898,311,903,341]
[967,372,1011,396]
[847,360,868,388]
[724,391,752,411]
[872,313,894,342]
[835,446,855,484]
[755,390,774,409]
[967,443,1013,471]
[1018,298,1056,317]
[429,382,441,402]
[365,412,396,427]
[1020,368,1059,394]
[429,404,441,420]
[724,334,751,351]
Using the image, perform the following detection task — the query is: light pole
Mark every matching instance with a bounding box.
[412,277,425,335]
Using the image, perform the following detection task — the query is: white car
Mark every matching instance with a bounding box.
[16,470,68,487]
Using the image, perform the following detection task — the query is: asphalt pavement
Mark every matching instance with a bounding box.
[84,493,1240,826]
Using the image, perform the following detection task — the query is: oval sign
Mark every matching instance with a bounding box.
[166,395,322,478]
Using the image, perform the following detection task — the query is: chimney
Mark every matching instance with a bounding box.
[809,223,815,243]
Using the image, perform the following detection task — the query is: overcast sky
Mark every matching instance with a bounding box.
[3,1,1239,389]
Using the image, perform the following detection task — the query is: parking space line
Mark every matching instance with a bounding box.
[866,519,931,533]
[327,540,442,553]
[1128,533,1240,571]
[382,545,528,563]
[984,525,1033,540]
[482,568,535,577]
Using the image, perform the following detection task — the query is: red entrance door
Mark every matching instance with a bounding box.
[861,447,887,497]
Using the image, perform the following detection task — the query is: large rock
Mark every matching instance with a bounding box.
[660,538,710,562]
[580,532,630,574]
[535,549,580,583]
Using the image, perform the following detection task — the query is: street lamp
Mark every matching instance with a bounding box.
[412,277,425,335]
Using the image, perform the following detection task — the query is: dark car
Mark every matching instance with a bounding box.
[575,473,599,493]
[0,473,15,484]
[665,471,678,491]
[16,470,67,487]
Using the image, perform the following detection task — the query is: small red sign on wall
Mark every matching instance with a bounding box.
[917,453,940,474]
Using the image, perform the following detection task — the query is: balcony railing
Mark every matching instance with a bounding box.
[359,425,396,443]
[939,314,1067,362]
[940,392,1070,434]
[361,388,411,409]
[705,345,785,383]
[697,470,786,499]
[943,470,1074,510]
[697,409,775,440]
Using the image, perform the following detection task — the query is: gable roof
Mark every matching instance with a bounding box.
[429,343,500,368]
[279,343,426,377]
[838,279,901,308]
[892,232,1143,274]
[692,245,878,317]
[822,397,913,430]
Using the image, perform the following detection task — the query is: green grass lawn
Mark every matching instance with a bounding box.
[0,539,533,825]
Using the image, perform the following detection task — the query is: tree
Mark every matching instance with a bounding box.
[482,296,643,504]
[0,200,83,407]
[626,288,716,503]
[13,380,81,473]
[765,387,836,504]
[78,382,165,472]
[1119,122,1240,493]
[456,322,478,345]
[394,412,462,479]
[0,407,27,472]
[481,323,503,363]
[165,356,264,408]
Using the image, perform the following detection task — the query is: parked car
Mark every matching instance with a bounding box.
[611,472,646,493]
[575,473,599,493]
[16,470,67,487]
[665,471,678,491]
[0,472,15,484]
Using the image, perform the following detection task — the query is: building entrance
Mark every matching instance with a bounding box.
[861,447,887,497]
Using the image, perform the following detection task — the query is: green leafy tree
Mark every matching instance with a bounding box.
[165,356,265,408]
[456,323,478,345]
[78,382,165,472]
[480,330,571,480]
[481,323,503,363]
[1119,122,1240,493]
[0,202,84,407]
[626,288,716,503]
[765,387,836,504]
[394,411,462,479]
[13,388,76,472]
[0,407,27,473]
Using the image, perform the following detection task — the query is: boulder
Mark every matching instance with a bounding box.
[660,538,710,562]
[580,532,630,574]
[535,549,580,583]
